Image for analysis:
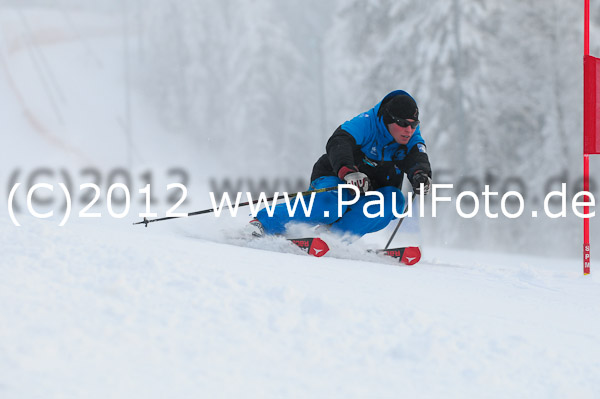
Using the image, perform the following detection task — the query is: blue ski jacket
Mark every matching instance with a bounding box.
[310,90,431,189]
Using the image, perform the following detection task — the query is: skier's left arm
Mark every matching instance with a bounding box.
[403,143,432,195]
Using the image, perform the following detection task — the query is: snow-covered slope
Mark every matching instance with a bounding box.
[1,217,599,399]
[2,5,600,399]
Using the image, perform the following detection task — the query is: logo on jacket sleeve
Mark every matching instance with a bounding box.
[417,144,427,153]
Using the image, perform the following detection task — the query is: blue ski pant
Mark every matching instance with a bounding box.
[256,176,406,237]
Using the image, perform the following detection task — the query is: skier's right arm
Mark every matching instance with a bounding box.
[327,109,374,173]
[326,126,358,174]
[326,127,371,192]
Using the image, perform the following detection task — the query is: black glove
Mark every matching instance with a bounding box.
[338,166,370,193]
[411,170,431,195]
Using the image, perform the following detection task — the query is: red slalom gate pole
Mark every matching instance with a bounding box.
[584,0,591,275]
[585,155,591,275]
[585,0,590,55]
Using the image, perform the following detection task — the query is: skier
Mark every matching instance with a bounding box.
[249,90,432,239]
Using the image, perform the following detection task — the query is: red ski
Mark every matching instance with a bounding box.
[288,238,330,257]
[376,246,421,265]
[289,237,421,265]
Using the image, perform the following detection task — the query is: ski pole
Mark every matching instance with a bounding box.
[384,194,418,249]
[133,185,341,227]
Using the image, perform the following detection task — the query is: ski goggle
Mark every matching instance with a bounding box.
[386,109,420,128]
[394,118,419,129]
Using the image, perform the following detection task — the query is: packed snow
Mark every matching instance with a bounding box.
[2,217,600,398]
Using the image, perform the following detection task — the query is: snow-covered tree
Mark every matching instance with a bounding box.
[138,0,318,175]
